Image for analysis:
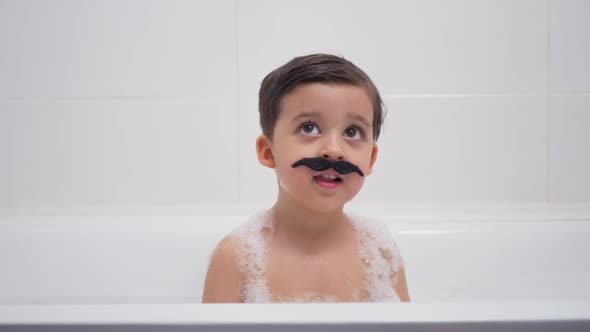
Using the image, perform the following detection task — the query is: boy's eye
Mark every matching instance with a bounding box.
[344,126,363,140]
[298,122,320,136]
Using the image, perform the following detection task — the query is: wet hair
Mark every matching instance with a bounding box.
[258,54,385,141]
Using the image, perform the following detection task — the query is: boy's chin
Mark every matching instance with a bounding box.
[301,198,352,214]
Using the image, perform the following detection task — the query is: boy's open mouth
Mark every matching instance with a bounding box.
[313,172,342,189]
[313,173,342,182]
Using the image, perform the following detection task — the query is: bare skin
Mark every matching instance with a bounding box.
[202,83,410,303]
[201,212,410,303]
[265,207,367,302]
[201,236,243,303]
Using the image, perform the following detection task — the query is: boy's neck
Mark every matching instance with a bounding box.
[271,193,347,240]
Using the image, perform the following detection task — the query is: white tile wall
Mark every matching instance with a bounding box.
[356,96,548,202]
[0,0,589,207]
[0,98,238,205]
[238,0,547,95]
[550,0,590,91]
[549,95,590,201]
[238,96,277,204]
[239,95,549,203]
[0,0,236,98]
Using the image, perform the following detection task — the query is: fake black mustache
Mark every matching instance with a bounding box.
[291,158,364,177]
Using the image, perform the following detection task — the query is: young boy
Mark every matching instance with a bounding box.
[202,54,410,303]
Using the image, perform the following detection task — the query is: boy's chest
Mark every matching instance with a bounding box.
[264,242,369,302]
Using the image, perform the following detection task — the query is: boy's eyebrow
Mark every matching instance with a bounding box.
[348,113,371,128]
[291,111,371,127]
[291,111,321,122]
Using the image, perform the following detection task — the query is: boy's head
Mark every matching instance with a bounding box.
[256,54,384,212]
[258,54,385,142]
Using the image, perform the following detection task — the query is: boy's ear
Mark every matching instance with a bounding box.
[256,134,275,168]
[366,144,378,176]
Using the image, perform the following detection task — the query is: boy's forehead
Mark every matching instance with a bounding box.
[279,83,373,120]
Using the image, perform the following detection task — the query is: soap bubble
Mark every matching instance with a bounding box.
[230,210,403,302]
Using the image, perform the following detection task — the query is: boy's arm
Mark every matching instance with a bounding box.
[394,266,410,302]
[201,236,244,303]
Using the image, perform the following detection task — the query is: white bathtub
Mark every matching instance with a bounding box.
[0,204,589,331]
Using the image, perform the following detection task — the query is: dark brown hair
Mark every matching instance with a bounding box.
[258,54,385,141]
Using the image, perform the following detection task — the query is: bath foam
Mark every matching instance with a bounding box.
[232,210,274,303]
[232,210,403,303]
[270,292,341,303]
[349,213,404,302]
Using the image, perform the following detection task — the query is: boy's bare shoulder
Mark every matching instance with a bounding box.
[350,215,404,268]
[209,234,244,267]
[202,234,244,303]
[208,212,271,269]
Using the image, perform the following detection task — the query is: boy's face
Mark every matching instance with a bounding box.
[257,82,378,212]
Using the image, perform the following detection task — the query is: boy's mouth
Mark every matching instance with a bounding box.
[313,172,342,189]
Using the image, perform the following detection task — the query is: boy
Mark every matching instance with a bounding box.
[202,54,410,303]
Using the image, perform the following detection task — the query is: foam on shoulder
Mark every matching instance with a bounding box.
[349,213,404,302]
[231,210,274,303]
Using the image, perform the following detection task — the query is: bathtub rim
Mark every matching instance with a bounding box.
[0,302,589,325]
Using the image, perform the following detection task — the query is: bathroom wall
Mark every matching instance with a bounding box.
[0,0,589,208]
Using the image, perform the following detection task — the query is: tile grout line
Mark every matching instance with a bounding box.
[2,92,590,103]
[546,0,552,203]
[379,92,590,98]
[234,0,241,204]
[235,92,590,99]
[0,96,236,102]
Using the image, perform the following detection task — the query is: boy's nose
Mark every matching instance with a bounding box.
[321,132,344,160]
[323,153,343,160]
